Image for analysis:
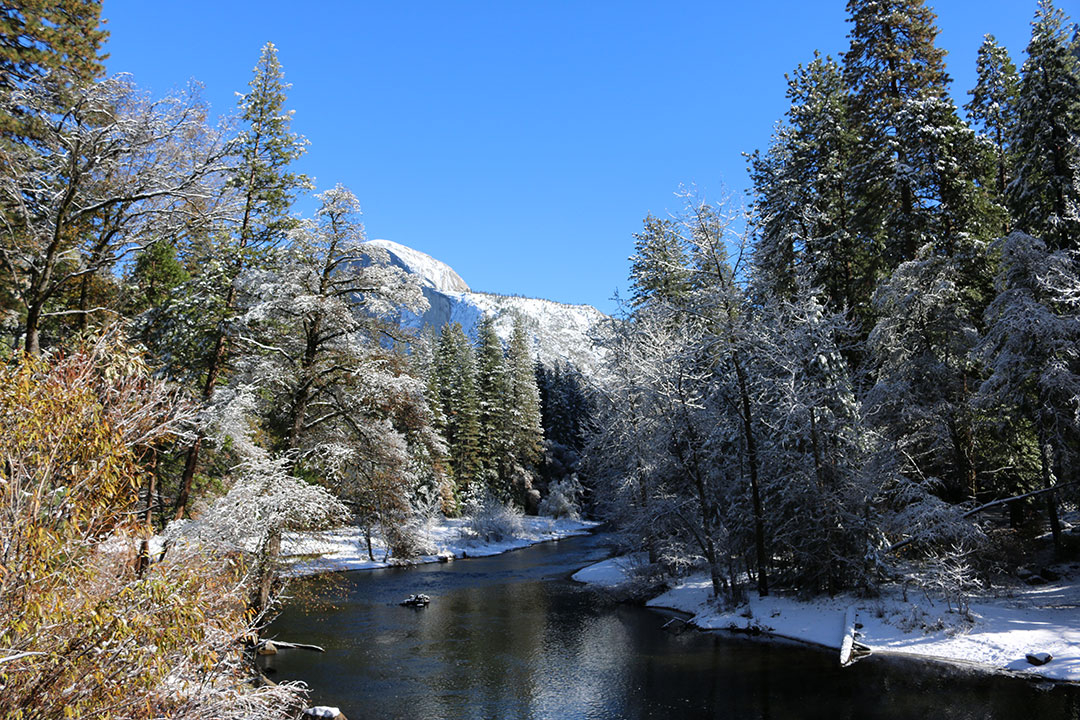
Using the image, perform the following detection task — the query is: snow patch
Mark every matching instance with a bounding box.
[570,554,644,587]
[283,515,600,576]
[573,557,1080,683]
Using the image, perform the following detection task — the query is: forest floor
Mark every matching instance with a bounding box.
[572,553,1080,683]
[282,515,600,576]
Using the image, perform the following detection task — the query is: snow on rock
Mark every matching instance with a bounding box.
[283,515,600,576]
[365,238,610,373]
[302,707,344,720]
[573,557,1080,683]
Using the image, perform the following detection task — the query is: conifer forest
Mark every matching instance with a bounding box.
[1,0,1080,717]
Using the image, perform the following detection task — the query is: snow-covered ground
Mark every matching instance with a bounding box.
[283,515,600,576]
[572,556,1080,683]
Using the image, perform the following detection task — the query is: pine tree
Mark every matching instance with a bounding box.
[434,322,483,499]
[0,0,108,144]
[126,239,190,314]
[867,253,983,501]
[1008,0,1080,251]
[966,34,1020,230]
[976,232,1080,555]
[843,0,952,268]
[749,53,856,311]
[507,316,543,479]
[628,213,691,309]
[173,42,309,518]
[474,316,512,494]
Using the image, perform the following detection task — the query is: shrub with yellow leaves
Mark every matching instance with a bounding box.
[0,329,305,719]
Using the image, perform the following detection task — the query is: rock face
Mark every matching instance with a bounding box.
[367,238,470,294]
[366,239,610,374]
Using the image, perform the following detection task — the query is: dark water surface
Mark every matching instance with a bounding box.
[267,532,1080,719]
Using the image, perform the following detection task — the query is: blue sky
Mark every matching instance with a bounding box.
[101,1,1065,314]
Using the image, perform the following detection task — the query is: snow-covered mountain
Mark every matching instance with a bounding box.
[366,239,609,372]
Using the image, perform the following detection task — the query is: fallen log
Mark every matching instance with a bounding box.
[840,606,871,666]
[256,639,326,653]
[885,480,1080,554]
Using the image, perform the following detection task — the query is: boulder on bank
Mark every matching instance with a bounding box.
[1026,652,1053,666]
[525,488,542,515]
[1039,567,1061,581]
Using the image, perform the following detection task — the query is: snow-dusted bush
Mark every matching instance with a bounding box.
[540,474,584,519]
[385,517,438,559]
[462,493,524,542]
[170,454,349,553]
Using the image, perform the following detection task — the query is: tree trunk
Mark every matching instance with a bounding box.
[136,451,158,576]
[174,285,236,519]
[734,355,769,597]
[24,301,42,355]
[286,314,321,451]
[1038,427,1063,557]
[251,526,282,620]
[173,436,202,521]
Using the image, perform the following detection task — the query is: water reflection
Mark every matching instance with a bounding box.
[268,534,1080,719]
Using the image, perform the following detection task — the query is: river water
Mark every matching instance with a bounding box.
[267,532,1080,719]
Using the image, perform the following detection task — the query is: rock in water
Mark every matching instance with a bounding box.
[256,640,277,656]
[1026,652,1053,666]
[303,707,346,720]
[400,593,431,607]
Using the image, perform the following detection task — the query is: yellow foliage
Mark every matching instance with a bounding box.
[0,333,302,719]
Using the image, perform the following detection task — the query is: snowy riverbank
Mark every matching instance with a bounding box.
[572,556,1080,683]
[283,516,601,576]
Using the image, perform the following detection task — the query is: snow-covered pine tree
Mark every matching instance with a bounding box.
[1008,0,1080,251]
[536,360,592,487]
[507,315,544,502]
[966,34,1020,232]
[174,42,309,518]
[843,0,952,269]
[748,289,876,593]
[749,53,856,312]
[975,231,1080,556]
[628,213,692,309]
[475,315,513,496]
[434,322,483,502]
[867,253,983,501]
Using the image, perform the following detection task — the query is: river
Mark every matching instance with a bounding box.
[266,531,1080,719]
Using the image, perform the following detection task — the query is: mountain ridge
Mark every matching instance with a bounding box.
[366,238,608,373]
